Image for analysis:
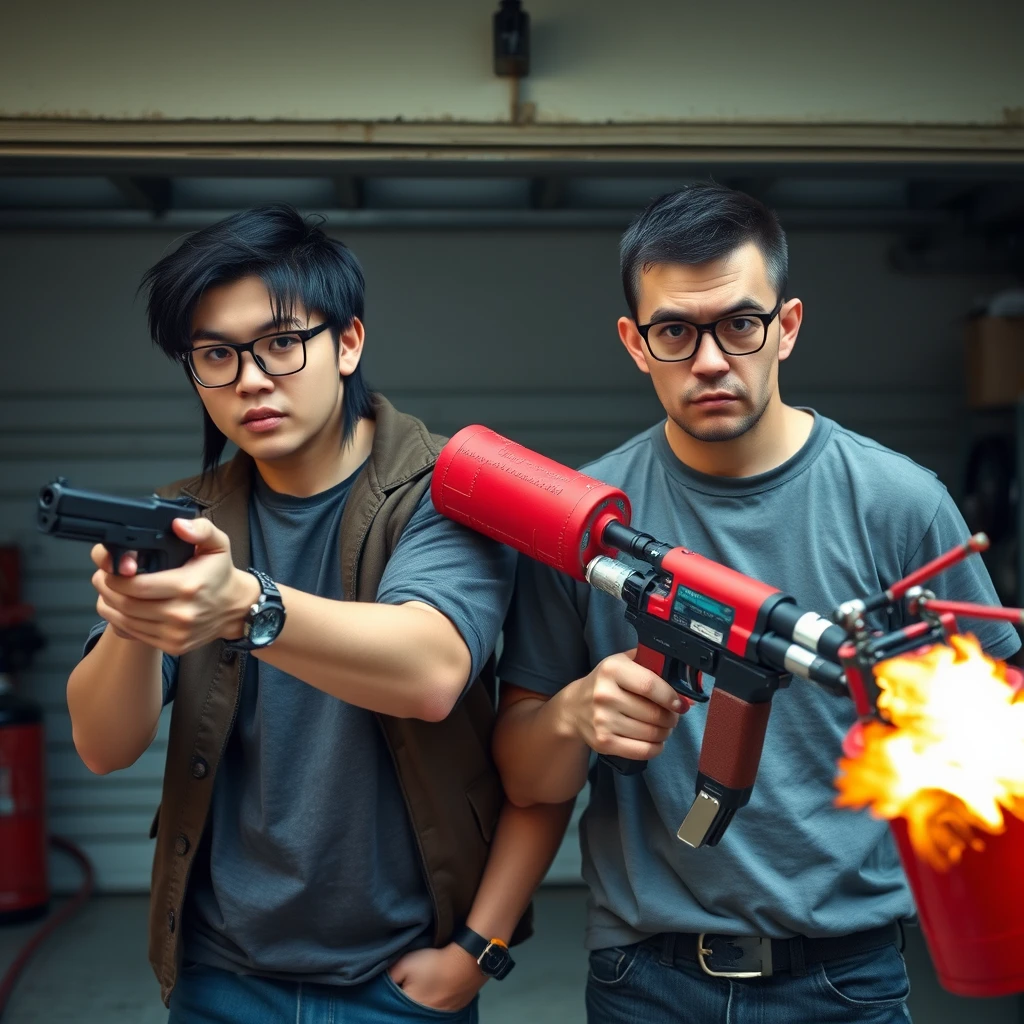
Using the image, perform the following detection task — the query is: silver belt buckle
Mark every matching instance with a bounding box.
[697,934,773,978]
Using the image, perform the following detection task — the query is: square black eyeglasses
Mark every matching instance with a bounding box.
[636,299,783,363]
[186,322,332,388]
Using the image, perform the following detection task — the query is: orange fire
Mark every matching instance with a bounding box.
[835,635,1024,871]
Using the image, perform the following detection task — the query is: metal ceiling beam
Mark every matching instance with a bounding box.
[4,119,1023,154]
[2,121,1023,181]
[5,157,1023,183]
[0,206,953,231]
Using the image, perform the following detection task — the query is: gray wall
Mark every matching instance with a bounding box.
[2,0,1022,124]
[0,224,1006,891]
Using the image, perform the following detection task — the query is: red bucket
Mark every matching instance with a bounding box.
[890,813,1024,997]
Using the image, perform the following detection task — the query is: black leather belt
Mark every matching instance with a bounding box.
[645,922,901,979]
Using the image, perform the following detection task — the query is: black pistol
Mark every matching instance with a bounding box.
[37,478,198,574]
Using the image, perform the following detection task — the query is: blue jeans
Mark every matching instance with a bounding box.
[168,962,479,1024]
[586,940,911,1024]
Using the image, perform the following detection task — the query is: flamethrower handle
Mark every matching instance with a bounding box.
[677,654,785,848]
[696,687,770,795]
[598,642,708,776]
[678,693,772,850]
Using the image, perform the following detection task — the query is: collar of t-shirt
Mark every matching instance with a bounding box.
[650,408,833,498]
[252,458,370,511]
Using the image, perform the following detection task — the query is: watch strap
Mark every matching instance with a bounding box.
[224,568,284,651]
[453,925,515,980]
[247,567,280,599]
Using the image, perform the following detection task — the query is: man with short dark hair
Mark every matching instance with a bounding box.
[67,204,571,1022]
[494,182,1018,1023]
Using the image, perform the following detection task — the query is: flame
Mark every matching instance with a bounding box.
[835,635,1024,871]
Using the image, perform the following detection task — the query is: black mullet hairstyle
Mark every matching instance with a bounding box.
[141,203,374,475]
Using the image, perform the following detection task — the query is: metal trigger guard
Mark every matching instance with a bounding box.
[669,660,710,704]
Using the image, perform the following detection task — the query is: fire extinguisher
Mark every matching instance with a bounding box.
[0,546,48,924]
[0,546,97,1019]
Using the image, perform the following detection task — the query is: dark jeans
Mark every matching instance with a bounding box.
[586,939,911,1024]
[168,961,479,1024]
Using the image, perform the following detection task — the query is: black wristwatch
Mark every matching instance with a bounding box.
[453,925,515,980]
[224,568,286,651]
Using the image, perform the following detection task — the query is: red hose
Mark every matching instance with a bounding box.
[0,836,95,1020]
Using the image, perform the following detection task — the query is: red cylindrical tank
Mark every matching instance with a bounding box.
[0,686,48,924]
[890,815,1024,998]
[432,425,631,580]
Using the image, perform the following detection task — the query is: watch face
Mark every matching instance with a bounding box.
[479,946,510,976]
[250,606,285,646]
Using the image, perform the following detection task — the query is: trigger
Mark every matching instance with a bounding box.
[685,664,705,697]
[673,662,709,703]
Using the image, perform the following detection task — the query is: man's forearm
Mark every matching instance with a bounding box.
[493,686,592,807]
[464,799,575,943]
[254,585,471,721]
[67,630,164,775]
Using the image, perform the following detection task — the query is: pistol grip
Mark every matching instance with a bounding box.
[697,688,772,794]
[634,643,665,674]
[677,688,773,848]
[598,644,666,776]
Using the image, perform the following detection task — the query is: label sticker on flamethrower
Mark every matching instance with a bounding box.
[671,585,735,647]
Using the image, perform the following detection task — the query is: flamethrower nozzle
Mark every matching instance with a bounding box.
[757,634,848,696]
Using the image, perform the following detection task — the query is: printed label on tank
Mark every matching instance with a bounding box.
[672,585,735,648]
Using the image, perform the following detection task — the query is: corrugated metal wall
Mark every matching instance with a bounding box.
[0,226,1002,889]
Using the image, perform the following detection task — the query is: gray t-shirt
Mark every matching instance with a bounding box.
[498,413,1019,951]
[86,467,515,984]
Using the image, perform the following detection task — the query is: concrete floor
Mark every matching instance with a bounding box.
[1,888,1022,1023]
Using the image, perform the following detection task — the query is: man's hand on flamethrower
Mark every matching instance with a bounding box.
[559,649,689,762]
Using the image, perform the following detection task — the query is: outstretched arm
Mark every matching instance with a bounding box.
[90,516,489,722]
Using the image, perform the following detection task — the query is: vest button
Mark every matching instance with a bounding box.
[220,647,237,664]
[168,909,176,933]
[174,834,190,857]
[191,758,208,779]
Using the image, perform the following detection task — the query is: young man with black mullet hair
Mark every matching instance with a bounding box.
[67,204,572,1023]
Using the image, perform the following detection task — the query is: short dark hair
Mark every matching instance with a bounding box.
[141,203,374,475]
[619,181,789,320]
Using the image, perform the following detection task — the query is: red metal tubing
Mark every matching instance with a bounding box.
[887,534,989,601]
[917,598,1024,624]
